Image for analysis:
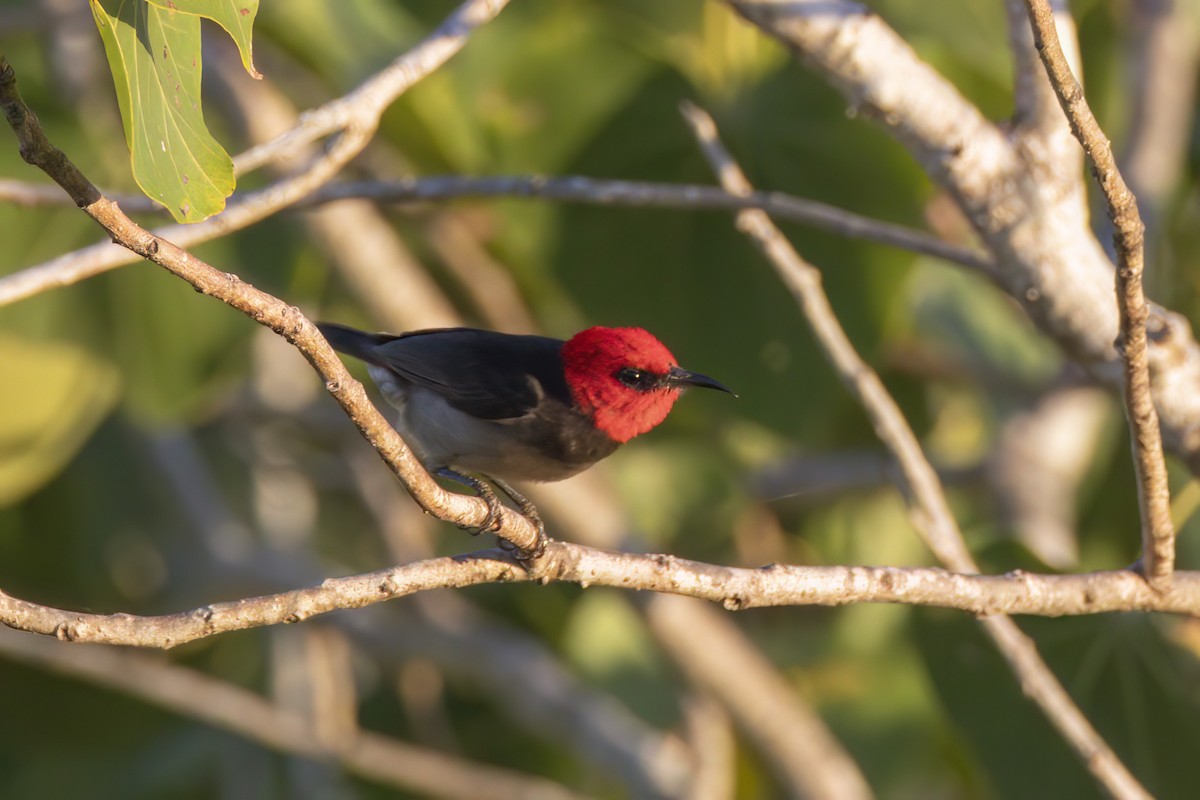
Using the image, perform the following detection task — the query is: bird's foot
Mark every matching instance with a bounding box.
[435,468,503,535]
[435,469,547,559]
[497,515,548,564]
[490,477,548,562]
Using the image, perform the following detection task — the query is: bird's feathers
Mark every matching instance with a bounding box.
[317,323,571,421]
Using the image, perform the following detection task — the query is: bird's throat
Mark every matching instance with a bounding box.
[580,389,680,444]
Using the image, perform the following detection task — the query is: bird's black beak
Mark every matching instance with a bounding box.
[667,365,737,396]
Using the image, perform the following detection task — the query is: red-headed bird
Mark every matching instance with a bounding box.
[317,323,734,554]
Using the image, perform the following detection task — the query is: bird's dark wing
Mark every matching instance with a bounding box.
[367,328,572,420]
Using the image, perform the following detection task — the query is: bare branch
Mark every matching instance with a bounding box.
[0,627,586,800]
[310,177,992,273]
[0,173,995,308]
[723,0,1115,359]
[1023,0,1175,589]
[5,546,1200,648]
[0,177,140,207]
[680,101,1153,800]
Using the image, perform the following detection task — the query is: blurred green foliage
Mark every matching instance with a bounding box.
[3,0,1200,797]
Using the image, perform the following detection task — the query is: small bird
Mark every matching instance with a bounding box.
[317,322,734,554]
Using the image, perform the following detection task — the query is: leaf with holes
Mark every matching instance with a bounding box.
[90,0,235,222]
[144,0,262,79]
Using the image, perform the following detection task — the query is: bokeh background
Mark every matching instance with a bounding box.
[3,0,1200,797]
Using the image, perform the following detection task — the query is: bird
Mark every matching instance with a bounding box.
[317,322,734,556]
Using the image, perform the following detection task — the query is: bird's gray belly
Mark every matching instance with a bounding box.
[382,383,611,482]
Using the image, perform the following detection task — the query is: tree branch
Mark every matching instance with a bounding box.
[0,173,995,308]
[4,546,1200,648]
[681,101,974,571]
[1023,0,1175,589]
[318,177,994,273]
[680,101,1152,800]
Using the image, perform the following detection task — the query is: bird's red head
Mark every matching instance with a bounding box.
[562,327,732,443]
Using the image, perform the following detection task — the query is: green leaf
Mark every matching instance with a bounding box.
[89,0,235,222]
[144,0,262,79]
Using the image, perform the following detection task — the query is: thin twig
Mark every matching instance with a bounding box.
[323,177,994,273]
[1024,0,1175,589]
[0,173,995,308]
[680,102,1152,800]
[0,627,585,800]
[4,548,1200,648]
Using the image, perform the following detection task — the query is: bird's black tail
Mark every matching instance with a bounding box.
[316,322,393,366]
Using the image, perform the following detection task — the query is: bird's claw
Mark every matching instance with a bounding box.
[490,477,547,562]
[472,489,505,535]
[499,514,548,564]
[437,468,547,559]
[437,468,503,536]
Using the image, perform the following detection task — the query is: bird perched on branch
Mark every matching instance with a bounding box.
[317,322,734,556]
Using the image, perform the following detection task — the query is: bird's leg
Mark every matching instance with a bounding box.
[435,468,503,535]
[433,469,546,559]
[488,477,548,561]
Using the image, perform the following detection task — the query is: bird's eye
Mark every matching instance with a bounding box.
[616,367,643,386]
[615,367,658,391]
